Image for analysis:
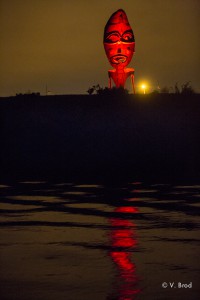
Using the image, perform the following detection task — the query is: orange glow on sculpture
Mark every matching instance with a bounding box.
[103,9,135,92]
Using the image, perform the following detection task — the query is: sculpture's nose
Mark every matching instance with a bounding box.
[117,48,122,53]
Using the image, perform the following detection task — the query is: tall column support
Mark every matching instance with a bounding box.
[131,74,135,94]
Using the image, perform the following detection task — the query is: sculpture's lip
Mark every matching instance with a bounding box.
[111,55,127,64]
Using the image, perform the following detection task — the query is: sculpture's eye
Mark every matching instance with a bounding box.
[105,33,120,43]
[122,32,134,43]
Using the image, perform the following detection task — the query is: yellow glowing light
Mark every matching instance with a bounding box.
[140,83,148,94]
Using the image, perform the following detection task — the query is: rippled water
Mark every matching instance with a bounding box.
[0,181,200,300]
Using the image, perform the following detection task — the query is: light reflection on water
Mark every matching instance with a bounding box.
[0,181,200,300]
[108,206,140,300]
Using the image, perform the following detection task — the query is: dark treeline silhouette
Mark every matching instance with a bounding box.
[153,81,195,95]
[88,81,196,96]
[16,92,41,97]
[87,85,129,96]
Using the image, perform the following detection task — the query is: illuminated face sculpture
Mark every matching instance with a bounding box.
[104,9,135,69]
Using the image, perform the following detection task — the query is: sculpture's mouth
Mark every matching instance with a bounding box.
[111,55,127,64]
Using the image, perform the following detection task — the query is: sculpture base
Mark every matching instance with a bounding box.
[108,68,135,93]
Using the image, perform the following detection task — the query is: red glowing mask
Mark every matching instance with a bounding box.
[104,9,135,69]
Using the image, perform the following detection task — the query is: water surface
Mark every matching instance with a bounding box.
[0,181,199,299]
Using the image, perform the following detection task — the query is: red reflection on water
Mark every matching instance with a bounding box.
[116,206,139,213]
[111,251,135,272]
[109,205,140,300]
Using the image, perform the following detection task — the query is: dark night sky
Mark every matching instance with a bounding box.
[0,0,199,96]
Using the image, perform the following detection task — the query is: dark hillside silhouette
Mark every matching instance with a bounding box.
[0,93,200,182]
